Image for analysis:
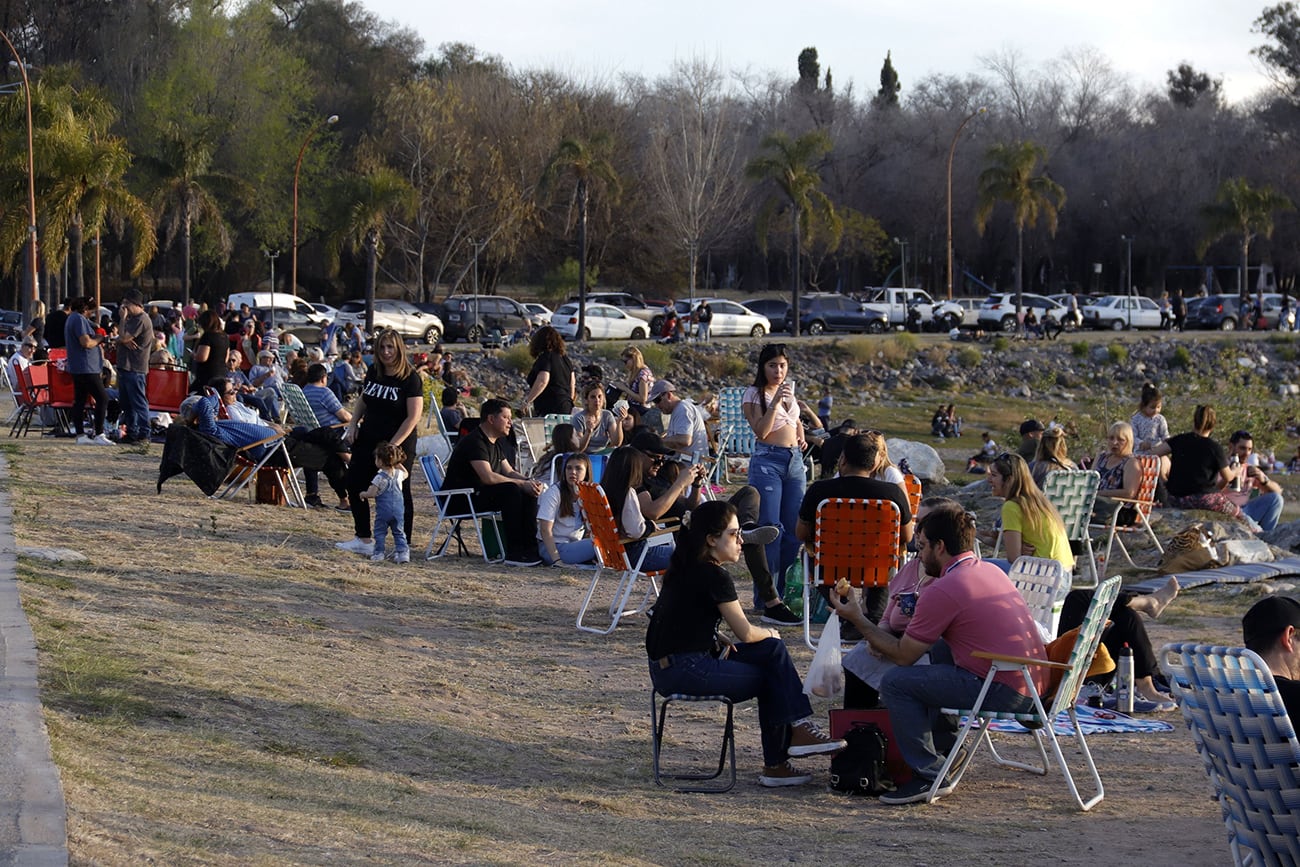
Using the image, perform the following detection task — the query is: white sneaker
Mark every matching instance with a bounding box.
[92,434,113,445]
[336,538,374,556]
[393,551,410,564]
[76,435,94,445]
[370,552,386,562]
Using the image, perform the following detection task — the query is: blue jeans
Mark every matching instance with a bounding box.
[118,370,148,439]
[373,489,409,557]
[539,538,596,565]
[1242,491,1284,532]
[627,539,673,573]
[747,443,805,594]
[649,637,812,766]
[880,642,1036,780]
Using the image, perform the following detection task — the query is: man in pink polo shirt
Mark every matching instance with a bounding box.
[830,502,1047,804]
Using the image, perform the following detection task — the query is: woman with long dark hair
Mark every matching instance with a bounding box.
[536,452,595,566]
[646,499,846,787]
[601,445,704,573]
[191,309,230,394]
[337,329,423,559]
[521,325,575,416]
[743,343,805,581]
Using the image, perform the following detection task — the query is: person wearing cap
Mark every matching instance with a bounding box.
[1017,419,1045,462]
[6,337,36,392]
[116,290,154,444]
[1243,595,1300,720]
[650,380,709,461]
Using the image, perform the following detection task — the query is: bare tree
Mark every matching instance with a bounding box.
[646,56,747,301]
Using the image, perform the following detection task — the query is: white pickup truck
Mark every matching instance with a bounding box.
[861,288,965,331]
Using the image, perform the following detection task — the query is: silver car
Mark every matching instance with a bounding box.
[335,299,444,343]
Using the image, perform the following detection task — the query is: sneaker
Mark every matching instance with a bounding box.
[336,537,374,556]
[760,602,801,625]
[758,761,813,788]
[370,552,387,562]
[76,435,95,445]
[503,558,543,567]
[334,503,352,513]
[878,775,950,805]
[786,720,847,757]
[740,524,781,546]
[91,433,113,445]
[304,495,325,509]
[394,551,410,564]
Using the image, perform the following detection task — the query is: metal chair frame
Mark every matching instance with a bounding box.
[1089,454,1163,576]
[575,481,673,635]
[651,691,736,793]
[419,453,504,563]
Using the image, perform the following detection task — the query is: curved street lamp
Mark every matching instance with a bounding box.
[946,107,986,299]
[0,35,38,321]
[290,114,339,299]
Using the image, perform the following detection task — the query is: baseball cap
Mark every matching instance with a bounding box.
[1243,596,1300,651]
[1019,419,1046,435]
[630,430,673,456]
[647,380,676,403]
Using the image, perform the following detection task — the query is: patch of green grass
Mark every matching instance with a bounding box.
[956,346,982,367]
[43,644,160,722]
[704,354,748,378]
[498,344,532,374]
[991,336,1009,352]
[1170,345,1193,368]
[838,336,877,364]
[877,333,919,369]
[1070,341,1089,357]
[1107,342,1128,364]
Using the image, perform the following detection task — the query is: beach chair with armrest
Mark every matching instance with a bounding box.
[575,481,676,635]
[1089,454,1163,576]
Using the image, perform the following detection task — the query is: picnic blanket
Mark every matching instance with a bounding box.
[982,702,1174,736]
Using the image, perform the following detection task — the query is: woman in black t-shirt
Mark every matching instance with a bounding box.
[521,326,575,417]
[645,500,845,788]
[191,310,230,394]
[1151,403,1241,518]
[337,328,424,556]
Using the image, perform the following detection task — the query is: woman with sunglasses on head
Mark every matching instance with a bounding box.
[337,329,424,559]
[600,445,705,573]
[743,343,806,584]
[646,499,846,788]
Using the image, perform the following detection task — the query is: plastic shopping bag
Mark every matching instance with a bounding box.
[803,612,844,698]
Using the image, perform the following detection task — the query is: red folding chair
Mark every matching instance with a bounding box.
[10,363,49,437]
[802,498,902,649]
[46,362,88,436]
[146,367,190,415]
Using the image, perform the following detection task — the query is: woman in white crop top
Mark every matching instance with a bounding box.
[741,343,807,590]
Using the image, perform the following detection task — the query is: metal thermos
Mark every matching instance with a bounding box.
[1116,643,1135,714]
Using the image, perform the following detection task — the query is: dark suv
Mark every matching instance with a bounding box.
[1185,293,1283,331]
[783,294,887,335]
[440,295,532,342]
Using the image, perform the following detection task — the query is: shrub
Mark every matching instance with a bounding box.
[1070,341,1089,358]
[956,346,982,368]
[704,354,748,379]
[924,346,949,366]
[499,344,532,374]
[1170,346,1192,369]
[991,336,1009,352]
[877,333,918,369]
[1107,343,1128,364]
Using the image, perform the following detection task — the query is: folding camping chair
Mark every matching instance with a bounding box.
[145,367,190,415]
[928,576,1122,810]
[420,453,504,563]
[1090,454,1163,576]
[281,382,320,429]
[1161,642,1300,866]
[714,386,751,483]
[548,451,607,485]
[211,431,305,507]
[1007,555,1072,641]
[575,481,674,635]
[1042,469,1101,587]
[10,363,49,437]
[801,498,902,650]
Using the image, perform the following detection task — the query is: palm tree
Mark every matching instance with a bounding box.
[1199,177,1294,304]
[328,166,415,334]
[974,140,1066,320]
[142,125,242,306]
[744,130,837,336]
[541,134,621,341]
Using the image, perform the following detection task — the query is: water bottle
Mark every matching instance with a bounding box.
[1116,643,1135,714]
[1229,454,1243,492]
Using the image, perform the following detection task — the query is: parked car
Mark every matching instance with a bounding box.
[440,294,532,343]
[309,302,339,322]
[0,308,23,342]
[976,293,1068,332]
[784,294,888,335]
[951,297,984,328]
[1184,293,1284,331]
[523,303,552,328]
[258,308,322,346]
[1081,295,1163,330]
[227,291,329,325]
[649,298,770,337]
[550,302,650,341]
[334,299,444,343]
[581,292,658,323]
[741,298,792,331]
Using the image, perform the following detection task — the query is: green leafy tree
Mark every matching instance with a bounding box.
[873,51,901,109]
[745,129,836,335]
[1254,3,1300,97]
[1198,177,1293,301]
[974,140,1066,318]
[1166,62,1222,108]
[327,165,416,333]
[541,134,621,341]
[797,47,820,91]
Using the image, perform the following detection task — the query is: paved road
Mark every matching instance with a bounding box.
[0,456,68,866]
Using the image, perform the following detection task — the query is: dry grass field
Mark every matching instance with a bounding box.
[3,432,1259,865]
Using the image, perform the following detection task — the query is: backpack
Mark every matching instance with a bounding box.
[829,722,894,795]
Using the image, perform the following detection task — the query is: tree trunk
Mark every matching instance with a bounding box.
[1014,222,1024,322]
[365,229,378,335]
[791,206,802,338]
[69,219,84,298]
[577,180,588,342]
[181,214,192,307]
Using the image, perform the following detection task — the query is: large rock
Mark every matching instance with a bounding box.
[888,438,947,485]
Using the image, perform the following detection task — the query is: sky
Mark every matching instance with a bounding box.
[362,0,1274,106]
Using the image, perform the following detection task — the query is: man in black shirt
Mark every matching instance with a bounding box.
[442,398,543,566]
[1243,595,1300,721]
[44,297,71,349]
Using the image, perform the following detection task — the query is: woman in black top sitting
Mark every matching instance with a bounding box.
[645,500,845,789]
[1151,403,1240,519]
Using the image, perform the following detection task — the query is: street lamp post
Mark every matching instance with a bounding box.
[264,249,280,333]
[893,237,910,288]
[1121,234,1134,330]
[470,237,487,339]
[0,40,39,323]
[291,114,339,300]
[946,107,986,300]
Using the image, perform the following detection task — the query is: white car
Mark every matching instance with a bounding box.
[310,302,340,322]
[952,298,983,327]
[656,298,770,337]
[977,293,1069,332]
[550,302,651,341]
[523,303,552,328]
[334,299,444,343]
[1081,295,1163,330]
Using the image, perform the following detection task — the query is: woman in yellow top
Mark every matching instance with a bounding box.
[987,452,1074,575]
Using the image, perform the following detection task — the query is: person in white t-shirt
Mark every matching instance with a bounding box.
[6,338,35,390]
